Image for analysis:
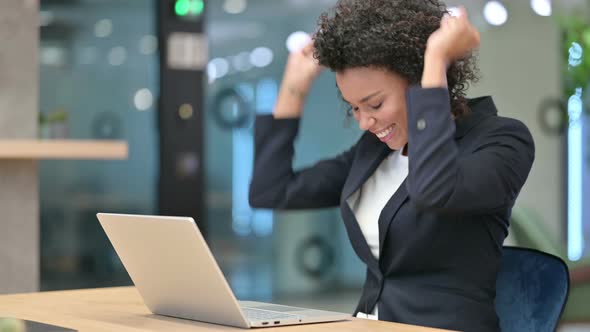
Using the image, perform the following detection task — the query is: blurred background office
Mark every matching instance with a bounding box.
[0,0,589,330]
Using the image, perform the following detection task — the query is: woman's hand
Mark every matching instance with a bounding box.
[282,42,323,98]
[421,7,480,88]
[274,42,324,118]
[426,7,480,64]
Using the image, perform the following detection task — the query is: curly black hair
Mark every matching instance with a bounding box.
[313,0,480,117]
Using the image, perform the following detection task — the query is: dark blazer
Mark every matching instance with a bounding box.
[249,87,535,332]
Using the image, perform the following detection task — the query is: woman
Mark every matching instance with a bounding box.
[249,1,535,331]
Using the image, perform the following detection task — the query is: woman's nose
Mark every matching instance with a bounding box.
[358,111,375,131]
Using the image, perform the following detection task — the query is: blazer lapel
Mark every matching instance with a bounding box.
[340,203,380,275]
[378,178,409,259]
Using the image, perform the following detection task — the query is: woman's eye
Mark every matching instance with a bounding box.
[370,103,382,110]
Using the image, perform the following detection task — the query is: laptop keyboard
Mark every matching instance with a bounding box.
[242,308,299,321]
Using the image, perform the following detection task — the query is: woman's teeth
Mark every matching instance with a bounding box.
[376,125,394,138]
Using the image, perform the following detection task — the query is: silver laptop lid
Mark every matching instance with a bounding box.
[97,213,250,328]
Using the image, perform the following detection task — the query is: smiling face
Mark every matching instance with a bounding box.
[336,67,410,151]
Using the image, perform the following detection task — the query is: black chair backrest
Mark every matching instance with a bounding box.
[495,246,570,332]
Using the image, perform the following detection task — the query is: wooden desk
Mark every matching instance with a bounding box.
[0,287,451,331]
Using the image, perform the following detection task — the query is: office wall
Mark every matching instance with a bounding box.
[0,0,39,293]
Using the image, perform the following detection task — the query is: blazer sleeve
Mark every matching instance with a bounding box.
[406,87,535,214]
[249,114,357,209]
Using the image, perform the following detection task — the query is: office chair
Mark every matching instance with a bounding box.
[510,206,590,321]
[495,246,570,332]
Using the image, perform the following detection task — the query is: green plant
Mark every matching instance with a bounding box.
[38,112,47,125]
[46,109,68,123]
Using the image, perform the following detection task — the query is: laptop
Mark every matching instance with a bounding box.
[96,213,351,328]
